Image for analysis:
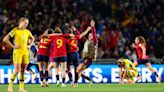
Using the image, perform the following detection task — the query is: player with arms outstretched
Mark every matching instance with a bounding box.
[117,58,139,84]
[72,28,98,87]
[3,17,34,92]
[131,36,161,82]
[65,25,91,83]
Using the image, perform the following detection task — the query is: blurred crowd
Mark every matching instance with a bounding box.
[0,0,163,61]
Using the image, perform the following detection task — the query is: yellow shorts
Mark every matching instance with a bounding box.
[13,50,29,64]
[126,70,138,80]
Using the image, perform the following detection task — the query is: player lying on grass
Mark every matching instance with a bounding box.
[117,58,139,84]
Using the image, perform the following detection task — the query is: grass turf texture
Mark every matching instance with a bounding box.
[0,83,164,92]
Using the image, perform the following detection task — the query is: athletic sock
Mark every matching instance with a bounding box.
[74,72,78,83]
[45,71,49,81]
[68,72,73,82]
[9,72,18,87]
[39,71,44,82]
[19,72,24,89]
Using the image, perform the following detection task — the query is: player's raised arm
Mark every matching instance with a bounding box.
[71,26,80,35]
[119,67,124,84]
[131,43,136,48]
[79,26,91,39]
[90,20,98,46]
[3,30,20,49]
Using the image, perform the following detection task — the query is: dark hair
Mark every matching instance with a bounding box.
[65,28,73,34]
[54,27,62,33]
[46,28,53,34]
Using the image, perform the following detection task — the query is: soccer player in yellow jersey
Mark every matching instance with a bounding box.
[3,17,34,92]
[117,58,139,84]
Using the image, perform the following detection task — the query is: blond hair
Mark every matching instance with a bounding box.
[136,36,146,46]
[18,17,29,24]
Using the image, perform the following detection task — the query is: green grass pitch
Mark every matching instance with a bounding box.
[0,83,164,92]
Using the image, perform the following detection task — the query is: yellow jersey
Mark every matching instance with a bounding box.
[123,59,137,71]
[9,27,31,54]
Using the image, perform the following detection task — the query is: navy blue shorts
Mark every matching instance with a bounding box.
[26,63,39,72]
[67,52,80,66]
[37,55,49,62]
[83,58,93,68]
[54,56,67,62]
[137,59,150,65]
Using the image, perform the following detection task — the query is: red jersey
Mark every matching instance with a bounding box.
[50,35,67,58]
[37,35,52,56]
[91,27,98,46]
[136,43,148,59]
[66,35,80,53]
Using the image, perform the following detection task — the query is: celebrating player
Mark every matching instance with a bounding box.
[3,17,34,92]
[131,36,161,82]
[117,58,139,84]
[47,40,55,79]
[72,31,98,87]
[65,25,92,83]
[49,27,70,87]
[37,29,53,87]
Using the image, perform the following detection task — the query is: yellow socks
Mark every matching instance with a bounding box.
[19,72,24,89]
[9,72,18,87]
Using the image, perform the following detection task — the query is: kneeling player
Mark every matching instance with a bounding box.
[117,58,139,84]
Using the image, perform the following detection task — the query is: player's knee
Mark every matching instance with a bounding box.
[14,69,19,73]
[14,68,20,73]
[20,68,25,73]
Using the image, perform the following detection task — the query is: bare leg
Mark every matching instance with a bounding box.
[19,64,28,92]
[145,62,161,82]
[61,62,67,85]
[67,65,73,82]
[8,63,20,92]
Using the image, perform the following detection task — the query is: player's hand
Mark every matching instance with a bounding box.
[71,26,77,31]
[142,55,148,60]
[14,45,20,49]
[87,26,92,31]
[131,43,136,48]
[69,34,75,37]
[27,45,32,49]
[90,20,95,27]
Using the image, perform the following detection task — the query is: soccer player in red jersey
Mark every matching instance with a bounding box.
[131,36,161,82]
[47,41,54,79]
[65,26,91,83]
[37,29,53,87]
[49,27,77,87]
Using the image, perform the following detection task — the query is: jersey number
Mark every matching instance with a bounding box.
[39,39,48,48]
[56,39,63,48]
[71,40,77,49]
